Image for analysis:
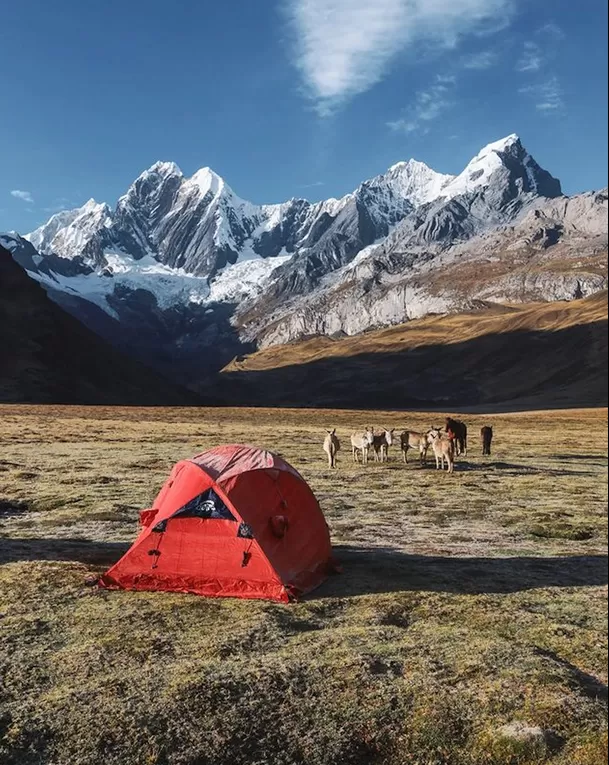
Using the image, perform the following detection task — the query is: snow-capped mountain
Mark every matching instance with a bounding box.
[28,199,112,265]
[239,188,608,348]
[25,150,459,280]
[5,133,604,391]
[27,134,557,283]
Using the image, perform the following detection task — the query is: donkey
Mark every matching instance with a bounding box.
[481,426,493,456]
[372,428,395,462]
[351,428,375,465]
[323,429,340,468]
[427,428,455,474]
[400,430,429,465]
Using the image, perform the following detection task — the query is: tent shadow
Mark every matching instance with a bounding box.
[2,538,607,600]
[315,545,608,598]
[0,537,130,566]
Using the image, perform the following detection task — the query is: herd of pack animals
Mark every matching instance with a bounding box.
[323,418,493,474]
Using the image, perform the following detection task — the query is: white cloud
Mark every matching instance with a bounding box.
[388,77,456,134]
[537,22,565,42]
[41,197,75,213]
[286,0,514,114]
[516,24,565,115]
[461,50,498,69]
[516,24,565,73]
[10,190,34,204]
[519,77,564,112]
[516,41,544,72]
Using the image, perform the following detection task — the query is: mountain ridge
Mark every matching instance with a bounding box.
[25,134,556,279]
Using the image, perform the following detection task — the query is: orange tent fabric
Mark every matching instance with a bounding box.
[100,445,334,602]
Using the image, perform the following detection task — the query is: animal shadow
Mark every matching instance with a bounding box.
[457,461,594,477]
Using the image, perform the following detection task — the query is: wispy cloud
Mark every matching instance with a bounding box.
[537,22,565,42]
[388,76,456,134]
[519,77,564,112]
[461,50,498,69]
[516,41,542,72]
[300,181,325,189]
[516,24,566,113]
[42,200,70,213]
[516,23,565,72]
[10,189,34,204]
[286,0,514,114]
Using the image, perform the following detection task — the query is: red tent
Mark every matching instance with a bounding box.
[100,445,334,602]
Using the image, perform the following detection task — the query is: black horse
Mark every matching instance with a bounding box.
[481,426,493,456]
[445,417,467,456]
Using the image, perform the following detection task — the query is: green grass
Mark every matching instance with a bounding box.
[0,405,607,765]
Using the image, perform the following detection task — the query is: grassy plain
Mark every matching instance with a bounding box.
[0,405,607,765]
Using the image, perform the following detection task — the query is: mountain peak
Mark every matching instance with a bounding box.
[147,160,183,177]
[80,198,109,214]
[476,133,521,158]
[377,157,454,207]
[388,158,432,173]
[438,133,561,199]
[25,200,101,251]
[117,161,185,214]
[123,162,183,196]
[186,166,225,197]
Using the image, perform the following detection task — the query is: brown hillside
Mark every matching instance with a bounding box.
[217,293,608,409]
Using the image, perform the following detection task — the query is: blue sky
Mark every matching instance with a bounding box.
[1,0,607,234]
